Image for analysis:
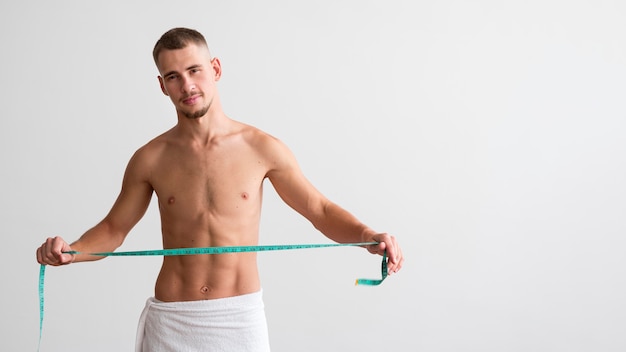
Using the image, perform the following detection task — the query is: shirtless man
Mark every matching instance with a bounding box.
[36,27,403,351]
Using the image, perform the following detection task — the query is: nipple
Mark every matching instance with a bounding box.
[241,192,249,200]
[168,196,176,205]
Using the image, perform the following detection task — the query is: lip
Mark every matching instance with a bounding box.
[182,94,201,105]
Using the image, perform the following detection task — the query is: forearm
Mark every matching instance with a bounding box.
[70,220,126,263]
[312,202,377,244]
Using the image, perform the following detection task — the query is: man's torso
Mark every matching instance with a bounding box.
[141,122,271,301]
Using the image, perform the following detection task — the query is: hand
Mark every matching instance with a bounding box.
[366,233,403,275]
[36,236,75,266]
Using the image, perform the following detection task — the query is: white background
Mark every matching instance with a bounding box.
[1,0,625,351]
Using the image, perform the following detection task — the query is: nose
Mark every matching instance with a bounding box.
[181,76,196,94]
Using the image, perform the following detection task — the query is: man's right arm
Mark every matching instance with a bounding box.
[36,148,154,266]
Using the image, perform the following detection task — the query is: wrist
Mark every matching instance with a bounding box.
[360,228,377,243]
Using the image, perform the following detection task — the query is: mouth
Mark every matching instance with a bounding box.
[182,94,201,105]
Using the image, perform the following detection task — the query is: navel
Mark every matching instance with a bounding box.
[241,192,249,200]
[200,285,212,294]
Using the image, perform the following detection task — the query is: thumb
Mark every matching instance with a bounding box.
[56,241,75,265]
[367,241,386,255]
[58,252,75,265]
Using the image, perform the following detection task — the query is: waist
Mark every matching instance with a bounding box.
[149,289,264,311]
[154,253,261,301]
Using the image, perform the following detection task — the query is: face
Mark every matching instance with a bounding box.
[157,43,222,119]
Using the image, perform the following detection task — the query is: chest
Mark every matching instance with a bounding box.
[150,144,267,210]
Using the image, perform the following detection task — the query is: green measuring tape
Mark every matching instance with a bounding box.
[38,242,388,350]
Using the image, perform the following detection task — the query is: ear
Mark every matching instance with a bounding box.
[158,76,169,96]
[211,57,222,82]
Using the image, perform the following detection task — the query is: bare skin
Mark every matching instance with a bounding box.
[36,43,403,302]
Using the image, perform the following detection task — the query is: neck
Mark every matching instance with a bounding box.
[174,104,230,145]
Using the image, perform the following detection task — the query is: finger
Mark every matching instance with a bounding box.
[43,238,60,264]
[36,246,44,265]
[40,237,66,265]
[383,236,398,263]
[388,247,403,274]
[43,248,60,265]
[383,238,402,274]
[40,241,52,263]
[51,236,67,256]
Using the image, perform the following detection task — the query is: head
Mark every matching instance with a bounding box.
[153,27,210,68]
[153,28,222,120]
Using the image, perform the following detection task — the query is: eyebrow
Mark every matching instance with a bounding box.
[162,64,203,79]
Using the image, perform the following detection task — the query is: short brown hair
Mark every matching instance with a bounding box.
[153,27,209,66]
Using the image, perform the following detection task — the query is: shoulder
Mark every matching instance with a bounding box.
[124,129,173,176]
[133,131,168,161]
[237,122,293,162]
[235,123,302,178]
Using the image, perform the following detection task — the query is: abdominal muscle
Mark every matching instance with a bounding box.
[152,197,264,302]
[154,251,261,302]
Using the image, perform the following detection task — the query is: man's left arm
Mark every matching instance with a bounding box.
[264,138,403,274]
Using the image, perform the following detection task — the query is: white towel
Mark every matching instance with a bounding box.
[136,291,271,352]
